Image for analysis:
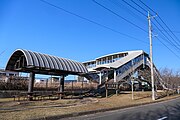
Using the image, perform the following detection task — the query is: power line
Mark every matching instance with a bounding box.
[138,0,180,47]
[130,0,147,14]
[92,0,148,33]
[124,0,180,58]
[156,37,180,60]
[158,16,180,44]
[152,21,180,51]
[155,29,180,34]
[154,18,180,47]
[138,0,156,14]
[113,0,146,24]
[122,0,147,17]
[123,0,180,49]
[109,0,147,26]
[128,0,180,48]
[40,0,148,44]
[113,0,180,49]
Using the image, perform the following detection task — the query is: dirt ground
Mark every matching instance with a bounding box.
[0,91,180,120]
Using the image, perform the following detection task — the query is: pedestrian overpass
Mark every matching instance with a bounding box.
[83,50,167,91]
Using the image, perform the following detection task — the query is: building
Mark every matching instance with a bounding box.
[0,69,19,82]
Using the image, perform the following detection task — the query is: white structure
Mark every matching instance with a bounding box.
[83,50,146,84]
[83,50,166,90]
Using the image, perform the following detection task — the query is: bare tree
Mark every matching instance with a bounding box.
[159,68,180,95]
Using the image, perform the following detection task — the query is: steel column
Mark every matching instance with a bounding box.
[28,72,35,101]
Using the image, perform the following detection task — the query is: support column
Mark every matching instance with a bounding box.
[116,82,118,96]
[99,71,102,84]
[81,78,84,98]
[106,86,108,98]
[105,76,108,98]
[58,75,65,99]
[114,69,117,82]
[105,70,109,81]
[71,81,74,98]
[60,75,65,92]
[28,72,35,101]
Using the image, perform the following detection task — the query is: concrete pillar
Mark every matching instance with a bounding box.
[81,78,84,98]
[107,70,109,80]
[116,82,119,96]
[114,69,117,82]
[99,71,102,84]
[116,89,118,96]
[105,76,108,98]
[105,83,108,98]
[28,72,35,100]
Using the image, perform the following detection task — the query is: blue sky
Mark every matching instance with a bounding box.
[0,0,180,73]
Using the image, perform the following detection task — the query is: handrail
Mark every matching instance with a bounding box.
[146,58,168,89]
[116,60,144,81]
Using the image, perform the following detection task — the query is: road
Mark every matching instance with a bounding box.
[62,97,180,120]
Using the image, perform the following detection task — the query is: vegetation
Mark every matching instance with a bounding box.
[159,68,180,89]
[0,91,180,120]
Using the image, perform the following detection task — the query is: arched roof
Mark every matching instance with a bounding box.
[6,49,88,75]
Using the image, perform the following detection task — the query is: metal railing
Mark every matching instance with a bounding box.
[146,58,168,89]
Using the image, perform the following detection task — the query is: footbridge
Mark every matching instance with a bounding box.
[83,50,167,91]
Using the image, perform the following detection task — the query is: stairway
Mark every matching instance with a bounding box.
[146,58,168,89]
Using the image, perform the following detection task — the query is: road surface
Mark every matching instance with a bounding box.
[62,97,180,120]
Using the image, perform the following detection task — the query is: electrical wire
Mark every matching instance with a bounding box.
[122,0,147,17]
[152,21,180,51]
[156,37,180,60]
[155,30,180,34]
[40,0,148,44]
[154,18,180,47]
[92,0,148,33]
[109,0,147,26]
[122,0,180,49]
[125,0,180,58]
[124,0,180,49]
[130,0,147,15]
[138,0,180,46]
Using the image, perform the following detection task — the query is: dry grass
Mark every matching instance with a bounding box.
[0,91,180,120]
[0,98,12,102]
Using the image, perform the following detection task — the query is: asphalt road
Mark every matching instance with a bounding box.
[62,97,180,120]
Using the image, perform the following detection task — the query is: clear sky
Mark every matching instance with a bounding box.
[0,0,180,72]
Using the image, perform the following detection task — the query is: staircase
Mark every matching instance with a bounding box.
[146,58,168,89]
[84,51,168,95]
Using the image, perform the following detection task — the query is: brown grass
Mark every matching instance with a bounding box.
[0,91,180,120]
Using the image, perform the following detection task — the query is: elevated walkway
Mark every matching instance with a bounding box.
[83,50,167,93]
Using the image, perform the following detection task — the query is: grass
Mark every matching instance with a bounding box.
[0,91,180,120]
[0,98,12,102]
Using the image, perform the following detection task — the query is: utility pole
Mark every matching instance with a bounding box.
[148,11,155,101]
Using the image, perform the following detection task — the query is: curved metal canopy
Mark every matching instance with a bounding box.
[6,49,88,75]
